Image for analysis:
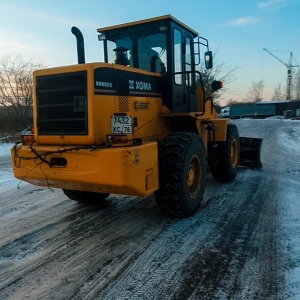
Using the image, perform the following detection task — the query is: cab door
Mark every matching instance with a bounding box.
[172,29,196,113]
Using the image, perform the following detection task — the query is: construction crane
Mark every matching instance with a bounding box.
[263,48,299,100]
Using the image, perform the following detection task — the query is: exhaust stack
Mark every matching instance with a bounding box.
[71,26,85,64]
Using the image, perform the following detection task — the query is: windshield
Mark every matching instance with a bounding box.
[105,32,167,74]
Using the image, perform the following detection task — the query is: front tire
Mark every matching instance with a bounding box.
[211,124,240,182]
[62,189,110,204]
[155,132,206,217]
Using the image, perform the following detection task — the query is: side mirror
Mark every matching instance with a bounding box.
[204,51,213,69]
[211,80,223,91]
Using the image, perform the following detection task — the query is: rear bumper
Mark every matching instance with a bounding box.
[11,142,158,196]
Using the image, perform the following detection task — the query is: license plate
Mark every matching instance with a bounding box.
[111,116,132,134]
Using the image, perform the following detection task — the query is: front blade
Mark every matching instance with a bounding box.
[239,137,263,169]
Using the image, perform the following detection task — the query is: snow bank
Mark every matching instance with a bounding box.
[0,143,14,157]
[0,143,17,189]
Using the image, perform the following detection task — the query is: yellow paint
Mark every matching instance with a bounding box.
[97,15,198,36]
[11,142,158,196]
[15,62,229,197]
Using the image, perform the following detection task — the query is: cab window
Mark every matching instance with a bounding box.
[174,29,182,85]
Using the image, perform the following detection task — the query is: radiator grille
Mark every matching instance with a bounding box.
[117,79,129,113]
[118,96,129,112]
[36,71,87,135]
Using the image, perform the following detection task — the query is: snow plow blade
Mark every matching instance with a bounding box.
[239,137,263,169]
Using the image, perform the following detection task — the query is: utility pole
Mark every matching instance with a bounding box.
[263,48,299,100]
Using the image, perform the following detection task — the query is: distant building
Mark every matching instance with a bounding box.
[257,100,300,116]
[220,100,300,119]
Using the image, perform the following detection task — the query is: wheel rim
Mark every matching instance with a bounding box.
[187,155,201,198]
[231,138,238,168]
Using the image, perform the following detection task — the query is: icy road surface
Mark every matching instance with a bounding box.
[0,119,300,300]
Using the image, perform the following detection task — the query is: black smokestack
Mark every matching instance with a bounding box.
[71,26,85,64]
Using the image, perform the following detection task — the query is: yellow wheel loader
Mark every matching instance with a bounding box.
[11,15,262,217]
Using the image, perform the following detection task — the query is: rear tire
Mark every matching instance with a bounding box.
[211,124,240,182]
[154,132,206,217]
[62,189,110,204]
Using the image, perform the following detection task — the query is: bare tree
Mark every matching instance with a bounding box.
[0,55,44,131]
[244,80,264,103]
[197,51,240,105]
[272,83,284,101]
[227,98,240,105]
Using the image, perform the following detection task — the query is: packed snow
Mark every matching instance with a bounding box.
[0,119,300,298]
[0,143,21,192]
[0,142,14,157]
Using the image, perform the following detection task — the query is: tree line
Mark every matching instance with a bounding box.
[0,55,44,132]
[228,69,300,105]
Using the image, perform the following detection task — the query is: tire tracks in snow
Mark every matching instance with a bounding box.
[0,120,298,299]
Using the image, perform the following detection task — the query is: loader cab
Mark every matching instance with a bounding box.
[97,15,212,113]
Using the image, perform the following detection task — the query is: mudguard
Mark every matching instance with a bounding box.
[239,137,263,169]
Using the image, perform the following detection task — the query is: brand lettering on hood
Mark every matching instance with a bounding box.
[129,80,152,91]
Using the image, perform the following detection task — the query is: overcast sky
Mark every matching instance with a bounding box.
[0,0,299,104]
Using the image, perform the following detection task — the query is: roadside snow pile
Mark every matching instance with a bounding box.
[0,143,17,188]
[266,116,285,120]
[0,143,14,157]
[280,126,300,153]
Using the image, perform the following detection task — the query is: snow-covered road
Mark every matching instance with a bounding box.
[0,119,299,299]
